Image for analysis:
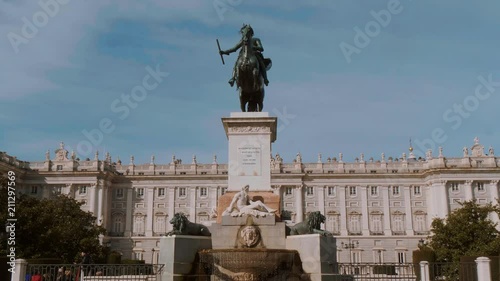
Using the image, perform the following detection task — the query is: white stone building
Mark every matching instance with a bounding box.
[1,138,499,264]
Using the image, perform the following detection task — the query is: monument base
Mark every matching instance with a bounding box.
[209,222,287,249]
[286,234,337,281]
[159,235,212,281]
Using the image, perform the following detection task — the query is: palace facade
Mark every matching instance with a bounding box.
[2,138,499,264]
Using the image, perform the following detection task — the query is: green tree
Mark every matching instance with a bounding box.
[0,175,107,263]
[428,200,500,279]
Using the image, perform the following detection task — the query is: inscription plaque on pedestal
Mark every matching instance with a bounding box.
[237,145,261,176]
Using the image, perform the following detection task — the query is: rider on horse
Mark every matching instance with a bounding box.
[220,24,270,87]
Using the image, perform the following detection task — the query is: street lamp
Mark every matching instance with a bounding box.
[341,240,359,263]
[418,238,427,248]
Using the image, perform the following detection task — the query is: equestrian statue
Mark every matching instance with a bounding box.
[217,24,272,112]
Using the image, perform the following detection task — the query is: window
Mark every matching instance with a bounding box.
[370,170,377,174]
[56,165,63,171]
[201,172,207,175]
[180,172,186,175]
[55,186,62,195]
[348,213,361,234]
[285,187,292,195]
[326,214,340,234]
[79,186,87,195]
[157,188,165,197]
[178,187,186,197]
[392,213,405,233]
[327,170,334,174]
[306,170,312,174]
[413,186,421,195]
[349,186,357,196]
[154,215,166,234]
[159,172,165,175]
[450,182,459,192]
[392,186,400,196]
[138,172,144,175]
[370,186,378,196]
[306,186,314,196]
[414,212,427,233]
[134,252,143,261]
[116,188,124,198]
[31,186,38,194]
[392,170,398,173]
[397,252,406,264]
[477,182,485,192]
[221,187,227,195]
[200,187,207,197]
[137,188,144,198]
[133,215,145,235]
[370,214,383,234]
[222,171,228,175]
[113,214,124,233]
[349,170,355,174]
[327,186,336,196]
[352,251,362,263]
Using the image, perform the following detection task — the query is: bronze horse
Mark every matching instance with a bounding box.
[235,37,267,112]
[219,25,271,112]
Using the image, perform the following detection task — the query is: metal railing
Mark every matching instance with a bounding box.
[429,262,477,281]
[26,264,164,281]
[332,263,417,280]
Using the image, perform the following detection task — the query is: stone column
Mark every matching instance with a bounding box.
[339,186,348,236]
[464,180,474,201]
[404,186,414,235]
[382,186,392,236]
[97,181,104,225]
[125,188,133,236]
[360,186,370,235]
[295,185,304,223]
[146,187,154,236]
[489,180,499,230]
[167,187,175,232]
[89,183,97,216]
[317,186,325,229]
[12,259,27,281]
[420,261,430,281]
[190,187,197,222]
[475,257,491,281]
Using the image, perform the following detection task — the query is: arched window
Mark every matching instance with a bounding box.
[370,211,383,235]
[133,214,145,236]
[154,213,166,235]
[392,211,405,235]
[112,213,125,235]
[348,212,361,235]
[326,212,340,235]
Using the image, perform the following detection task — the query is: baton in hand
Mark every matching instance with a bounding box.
[216,39,225,65]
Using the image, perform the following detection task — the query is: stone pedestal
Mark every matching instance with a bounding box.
[159,235,212,281]
[210,222,287,249]
[222,112,277,192]
[286,234,337,281]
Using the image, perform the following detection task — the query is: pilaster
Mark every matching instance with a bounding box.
[146,187,154,236]
[125,188,133,236]
[360,186,370,235]
[295,185,304,223]
[404,186,414,236]
[339,186,348,236]
[382,186,392,236]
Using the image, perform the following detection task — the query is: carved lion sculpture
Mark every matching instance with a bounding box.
[286,211,332,236]
[165,213,211,236]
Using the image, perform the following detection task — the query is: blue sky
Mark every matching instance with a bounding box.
[1,0,499,164]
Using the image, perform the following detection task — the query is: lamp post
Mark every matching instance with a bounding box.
[341,239,359,263]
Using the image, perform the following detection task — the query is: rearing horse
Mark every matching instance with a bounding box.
[235,37,264,112]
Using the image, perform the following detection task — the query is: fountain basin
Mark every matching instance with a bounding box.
[196,248,307,280]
